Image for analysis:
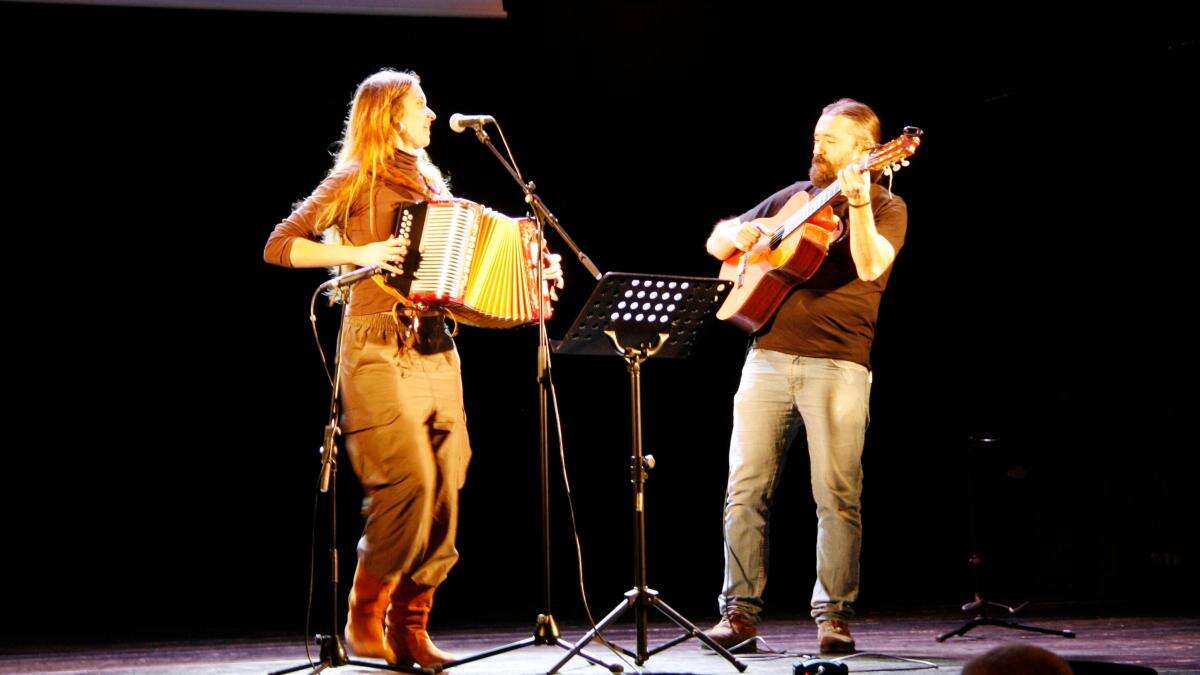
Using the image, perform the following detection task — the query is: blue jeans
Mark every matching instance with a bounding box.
[718,348,871,623]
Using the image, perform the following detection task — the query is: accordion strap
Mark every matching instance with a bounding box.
[442,311,460,337]
[388,300,459,349]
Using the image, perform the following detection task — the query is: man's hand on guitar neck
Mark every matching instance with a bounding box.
[838,160,872,205]
[837,160,896,282]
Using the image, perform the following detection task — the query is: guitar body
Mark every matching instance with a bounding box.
[716,190,842,333]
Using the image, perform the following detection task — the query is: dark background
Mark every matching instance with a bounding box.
[2,1,1196,646]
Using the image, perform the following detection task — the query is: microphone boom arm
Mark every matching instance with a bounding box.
[469,125,602,280]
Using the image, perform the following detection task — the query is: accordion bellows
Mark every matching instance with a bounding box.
[373,198,546,328]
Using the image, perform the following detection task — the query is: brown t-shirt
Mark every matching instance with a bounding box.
[739,181,907,368]
[263,152,436,317]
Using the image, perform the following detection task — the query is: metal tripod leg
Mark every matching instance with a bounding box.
[937,614,1076,642]
[444,619,624,667]
[548,591,636,673]
[548,588,747,673]
[644,593,744,663]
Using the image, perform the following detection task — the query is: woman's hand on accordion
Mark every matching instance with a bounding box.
[542,250,564,302]
[353,235,406,275]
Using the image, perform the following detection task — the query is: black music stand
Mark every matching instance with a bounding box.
[548,272,747,673]
[935,434,1076,642]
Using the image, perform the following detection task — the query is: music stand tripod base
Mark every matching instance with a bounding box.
[552,272,746,673]
[433,613,619,672]
[936,597,1076,642]
[935,434,1075,644]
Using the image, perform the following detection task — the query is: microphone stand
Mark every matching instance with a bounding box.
[467,124,601,281]
[272,291,428,675]
[438,122,612,672]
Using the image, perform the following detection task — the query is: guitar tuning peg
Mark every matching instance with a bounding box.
[901,160,910,167]
[882,167,892,176]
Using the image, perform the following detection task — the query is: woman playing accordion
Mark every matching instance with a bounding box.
[263,69,562,669]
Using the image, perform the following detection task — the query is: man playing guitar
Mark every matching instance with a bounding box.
[703,99,909,655]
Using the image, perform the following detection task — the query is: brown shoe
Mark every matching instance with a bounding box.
[344,562,396,661]
[700,611,758,653]
[817,619,856,654]
[385,579,459,668]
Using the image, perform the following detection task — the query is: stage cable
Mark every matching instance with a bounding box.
[301,285,339,667]
[546,351,641,673]
[310,288,336,387]
[303,467,321,667]
[829,652,939,671]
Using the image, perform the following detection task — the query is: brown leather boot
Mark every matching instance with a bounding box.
[344,562,396,660]
[817,618,856,654]
[385,579,458,668]
[700,610,758,653]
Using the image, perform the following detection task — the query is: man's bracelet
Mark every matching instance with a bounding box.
[848,199,871,209]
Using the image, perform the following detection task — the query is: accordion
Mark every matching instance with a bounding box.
[373,198,548,328]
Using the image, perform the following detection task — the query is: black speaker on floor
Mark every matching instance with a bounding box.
[794,659,849,675]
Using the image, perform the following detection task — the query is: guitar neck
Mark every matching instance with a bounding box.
[773,180,843,242]
[768,129,924,244]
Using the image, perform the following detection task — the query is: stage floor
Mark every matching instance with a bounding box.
[3,612,1198,674]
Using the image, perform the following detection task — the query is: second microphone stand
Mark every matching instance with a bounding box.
[270,296,428,675]
[437,121,612,672]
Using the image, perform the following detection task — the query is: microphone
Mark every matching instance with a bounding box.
[318,265,382,291]
[319,423,338,493]
[449,113,495,133]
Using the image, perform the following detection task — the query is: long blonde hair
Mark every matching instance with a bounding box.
[316,69,446,241]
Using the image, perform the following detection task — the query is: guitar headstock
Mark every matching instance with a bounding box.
[865,126,923,176]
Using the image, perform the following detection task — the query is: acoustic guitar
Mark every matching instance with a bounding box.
[716,127,922,333]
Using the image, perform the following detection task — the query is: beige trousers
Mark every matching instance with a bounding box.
[339,312,471,587]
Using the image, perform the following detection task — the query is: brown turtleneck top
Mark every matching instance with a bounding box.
[264,151,440,316]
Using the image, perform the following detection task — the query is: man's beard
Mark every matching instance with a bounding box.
[809,157,837,187]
